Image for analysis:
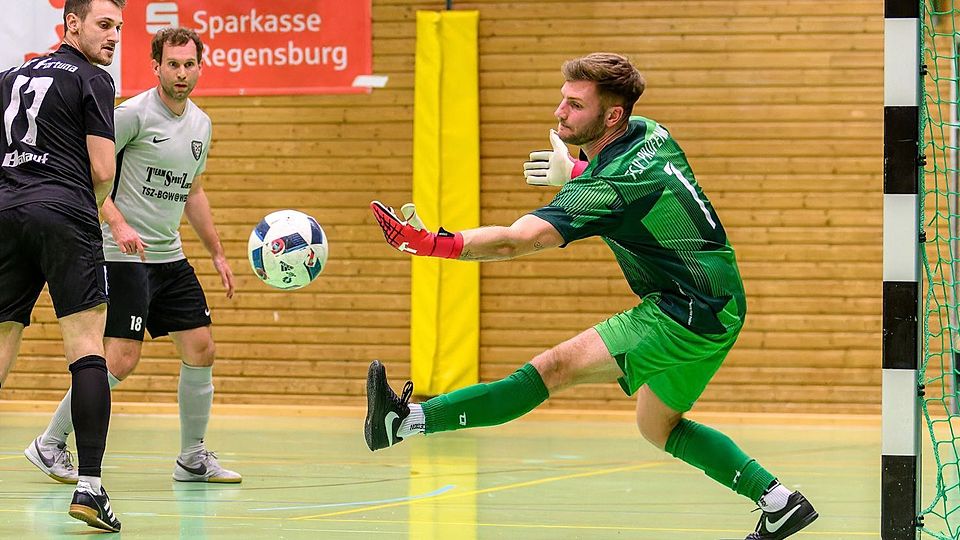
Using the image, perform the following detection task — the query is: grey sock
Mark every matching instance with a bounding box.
[178,364,213,457]
[42,372,120,446]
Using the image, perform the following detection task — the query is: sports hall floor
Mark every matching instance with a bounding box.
[0,405,885,539]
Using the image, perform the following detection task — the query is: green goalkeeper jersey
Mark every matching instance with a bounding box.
[531,116,746,335]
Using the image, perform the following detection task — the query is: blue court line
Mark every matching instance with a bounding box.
[250,484,455,512]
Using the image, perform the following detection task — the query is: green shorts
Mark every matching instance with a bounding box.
[594,300,742,412]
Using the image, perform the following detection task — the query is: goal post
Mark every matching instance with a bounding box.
[883,0,921,539]
[898,1,960,537]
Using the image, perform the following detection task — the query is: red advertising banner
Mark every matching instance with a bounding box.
[119,0,372,96]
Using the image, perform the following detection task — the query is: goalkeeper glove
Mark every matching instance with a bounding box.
[370,201,464,259]
[522,129,589,186]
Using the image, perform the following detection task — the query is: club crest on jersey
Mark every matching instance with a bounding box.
[191,140,203,161]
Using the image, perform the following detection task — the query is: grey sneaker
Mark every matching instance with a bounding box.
[173,450,242,483]
[24,436,78,484]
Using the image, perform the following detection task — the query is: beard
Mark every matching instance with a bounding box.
[161,81,193,101]
[80,40,113,66]
[93,49,115,66]
[560,113,607,146]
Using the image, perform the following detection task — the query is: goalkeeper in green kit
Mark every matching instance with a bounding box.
[367,53,817,540]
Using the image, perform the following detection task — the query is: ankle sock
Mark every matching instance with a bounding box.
[398,404,425,439]
[759,481,792,512]
[78,476,102,493]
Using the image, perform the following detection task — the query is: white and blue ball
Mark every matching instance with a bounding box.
[248,209,328,290]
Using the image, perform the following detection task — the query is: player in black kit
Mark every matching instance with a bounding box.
[0,0,125,532]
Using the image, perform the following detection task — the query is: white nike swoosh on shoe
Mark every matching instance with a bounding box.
[385,411,398,447]
[766,505,802,533]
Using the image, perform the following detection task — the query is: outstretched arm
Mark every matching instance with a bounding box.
[459,214,563,261]
[371,201,563,262]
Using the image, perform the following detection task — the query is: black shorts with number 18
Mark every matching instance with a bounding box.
[104,259,211,341]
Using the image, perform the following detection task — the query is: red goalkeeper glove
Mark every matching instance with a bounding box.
[370,201,464,259]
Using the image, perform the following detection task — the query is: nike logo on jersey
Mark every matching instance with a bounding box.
[765,505,801,533]
[385,411,399,447]
[152,136,171,143]
[204,308,211,317]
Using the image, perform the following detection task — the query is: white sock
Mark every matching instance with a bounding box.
[397,404,425,439]
[759,482,793,512]
[42,372,120,447]
[78,476,102,493]
[178,364,213,458]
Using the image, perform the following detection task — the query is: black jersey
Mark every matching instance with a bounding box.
[0,44,115,227]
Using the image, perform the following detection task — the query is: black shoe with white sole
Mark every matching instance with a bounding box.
[69,482,121,532]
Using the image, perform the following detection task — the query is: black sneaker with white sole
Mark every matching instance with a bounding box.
[364,360,413,451]
[69,482,121,532]
[745,491,818,540]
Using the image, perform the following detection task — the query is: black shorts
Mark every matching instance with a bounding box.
[0,203,107,325]
[104,259,211,340]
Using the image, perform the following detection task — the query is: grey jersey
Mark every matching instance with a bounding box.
[102,88,211,263]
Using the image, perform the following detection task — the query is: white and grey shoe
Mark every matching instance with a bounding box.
[24,436,78,484]
[173,449,242,483]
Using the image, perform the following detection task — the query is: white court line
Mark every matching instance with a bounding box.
[250,484,455,512]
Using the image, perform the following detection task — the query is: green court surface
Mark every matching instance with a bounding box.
[0,409,879,539]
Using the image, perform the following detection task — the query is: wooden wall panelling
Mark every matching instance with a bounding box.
[7,0,883,414]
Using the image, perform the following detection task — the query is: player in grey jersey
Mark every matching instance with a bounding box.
[25,27,241,484]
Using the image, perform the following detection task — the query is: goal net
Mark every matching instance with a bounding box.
[921,1,960,536]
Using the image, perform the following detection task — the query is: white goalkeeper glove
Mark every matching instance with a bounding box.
[522,129,589,186]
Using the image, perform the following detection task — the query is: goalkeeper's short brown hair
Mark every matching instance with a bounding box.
[562,53,646,119]
[151,27,204,64]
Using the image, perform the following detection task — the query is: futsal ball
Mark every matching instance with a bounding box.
[248,209,328,290]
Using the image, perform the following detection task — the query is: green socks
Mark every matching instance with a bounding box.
[665,418,776,503]
[422,363,549,434]
[417,366,775,504]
